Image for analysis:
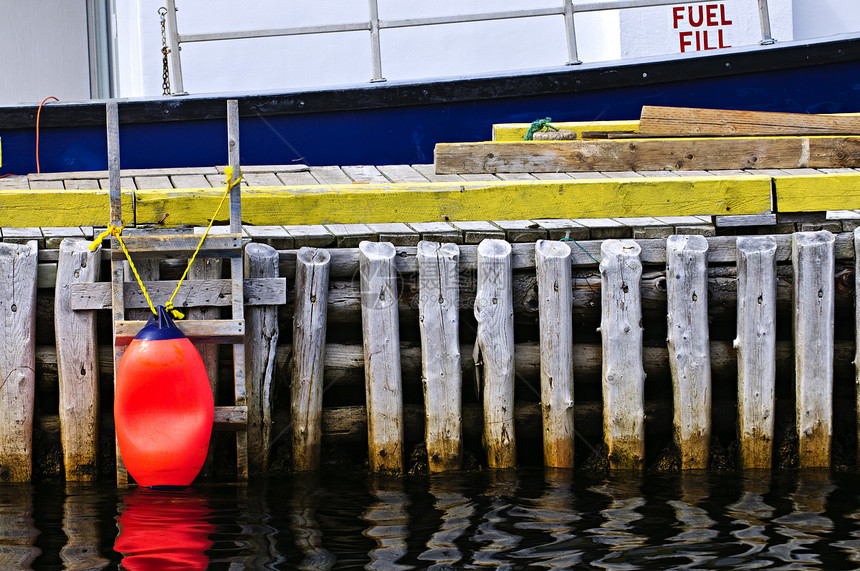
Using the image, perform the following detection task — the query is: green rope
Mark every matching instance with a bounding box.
[560,236,600,264]
[524,117,559,141]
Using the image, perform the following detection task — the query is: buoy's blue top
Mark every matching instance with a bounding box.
[134,305,186,341]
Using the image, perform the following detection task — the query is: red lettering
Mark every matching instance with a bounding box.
[679,30,693,52]
[673,6,685,28]
[688,5,704,26]
[718,28,730,48]
[706,4,719,26]
[704,30,717,49]
[695,30,701,50]
[720,4,732,25]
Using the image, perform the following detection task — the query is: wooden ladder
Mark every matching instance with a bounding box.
[106,100,249,485]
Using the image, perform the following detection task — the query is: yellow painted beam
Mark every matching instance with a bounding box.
[774,173,860,212]
[0,189,133,227]
[493,120,640,141]
[134,177,772,226]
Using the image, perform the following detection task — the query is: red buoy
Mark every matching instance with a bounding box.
[115,306,214,487]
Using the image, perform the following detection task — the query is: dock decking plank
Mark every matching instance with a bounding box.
[342,165,388,184]
[310,166,352,185]
[377,164,429,183]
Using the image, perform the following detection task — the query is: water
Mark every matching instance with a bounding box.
[9,468,860,570]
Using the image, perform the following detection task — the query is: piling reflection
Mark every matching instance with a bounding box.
[470,470,521,568]
[586,474,647,569]
[417,473,474,569]
[289,474,335,570]
[62,484,110,570]
[510,468,583,568]
[114,487,214,571]
[769,470,835,567]
[0,484,40,570]
[727,471,775,565]
[361,475,413,570]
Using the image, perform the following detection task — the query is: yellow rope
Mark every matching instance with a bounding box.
[89,223,158,316]
[90,166,243,320]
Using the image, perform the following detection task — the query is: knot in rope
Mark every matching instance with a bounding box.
[524,117,559,141]
[89,223,125,251]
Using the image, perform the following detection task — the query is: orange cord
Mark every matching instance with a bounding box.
[35,96,59,174]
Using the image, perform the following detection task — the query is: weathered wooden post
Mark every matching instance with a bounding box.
[474,239,516,469]
[855,227,860,468]
[291,247,331,471]
[792,230,835,468]
[359,241,404,472]
[0,241,38,482]
[55,239,102,481]
[535,240,575,469]
[417,241,462,472]
[735,235,777,469]
[600,239,645,470]
[245,243,280,474]
[666,234,711,470]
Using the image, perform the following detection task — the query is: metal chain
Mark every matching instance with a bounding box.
[158,7,171,95]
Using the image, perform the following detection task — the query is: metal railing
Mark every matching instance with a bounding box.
[163,0,774,94]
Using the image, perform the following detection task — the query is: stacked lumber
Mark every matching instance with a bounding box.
[435,107,860,174]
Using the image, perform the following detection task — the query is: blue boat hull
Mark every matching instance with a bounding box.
[2,35,859,175]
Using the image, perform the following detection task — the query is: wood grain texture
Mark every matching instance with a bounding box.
[735,235,777,469]
[474,239,516,469]
[600,240,645,471]
[535,240,575,469]
[417,241,462,472]
[639,106,860,137]
[434,138,860,173]
[666,235,711,470]
[244,244,280,475]
[70,277,285,310]
[359,241,404,472]
[291,247,331,471]
[132,176,773,225]
[792,231,835,468]
[55,240,101,481]
[0,241,38,481]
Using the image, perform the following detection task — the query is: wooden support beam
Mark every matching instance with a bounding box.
[70,278,286,310]
[417,241,463,473]
[359,241,404,472]
[434,137,860,174]
[0,241,38,482]
[291,247,331,472]
[55,240,102,481]
[639,106,860,137]
[666,235,711,470]
[474,239,516,469]
[792,231,835,468]
[113,319,245,345]
[600,240,645,471]
[535,240,575,469]
[735,235,777,470]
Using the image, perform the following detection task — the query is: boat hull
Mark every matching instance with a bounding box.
[1,34,859,175]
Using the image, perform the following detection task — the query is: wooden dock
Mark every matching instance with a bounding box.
[3,106,860,481]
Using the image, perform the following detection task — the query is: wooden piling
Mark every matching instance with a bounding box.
[55,239,102,481]
[0,241,38,482]
[666,235,711,470]
[417,241,462,472]
[291,247,331,472]
[792,230,835,468]
[855,228,860,468]
[735,235,777,469]
[600,240,645,470]
[359,241,404,472]
[474,239,516,469]
[187,257,222,478]
[535,240,575,469]
[244,243,280,474]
